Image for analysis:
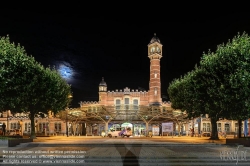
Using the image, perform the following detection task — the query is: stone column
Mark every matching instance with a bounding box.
[105,122,109,135]
[145,122,149,136]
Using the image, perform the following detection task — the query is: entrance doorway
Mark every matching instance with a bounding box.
[121,122,133,135]
[133,124,145,136]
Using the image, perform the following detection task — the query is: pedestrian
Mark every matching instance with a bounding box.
[191,128,194,137]
[2,123,6,136]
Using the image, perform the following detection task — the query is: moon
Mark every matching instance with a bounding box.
[57,62,74,80]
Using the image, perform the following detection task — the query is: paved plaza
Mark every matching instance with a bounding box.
[1,136,250,166]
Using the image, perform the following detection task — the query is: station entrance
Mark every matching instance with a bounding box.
[63,105,188,137]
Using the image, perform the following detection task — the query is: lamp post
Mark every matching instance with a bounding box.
[7,110,9,132]
[66,108,69,137]
[66,94,73,137]
[19,120,23,136]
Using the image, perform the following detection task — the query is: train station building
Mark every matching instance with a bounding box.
[0,34,249,137]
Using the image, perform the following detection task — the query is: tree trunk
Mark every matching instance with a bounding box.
[238,119,242,138]
[210,117,219,140]
[29,111,36,139]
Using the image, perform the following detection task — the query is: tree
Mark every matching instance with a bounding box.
[27,66,72,139]
[0,35,72,139]
[168,67,222,139]
[168,32,250,139]
[200,32,250,138]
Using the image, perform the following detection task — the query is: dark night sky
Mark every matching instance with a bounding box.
[2,11,250,107]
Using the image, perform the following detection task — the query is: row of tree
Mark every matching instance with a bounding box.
[0,35,72,139]
[167,32,250,139]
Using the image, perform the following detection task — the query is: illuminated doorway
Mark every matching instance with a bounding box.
[121,122,133,134]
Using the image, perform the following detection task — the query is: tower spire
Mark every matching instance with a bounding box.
[148,34,163,105]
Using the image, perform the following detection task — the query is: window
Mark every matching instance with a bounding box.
[115,99,121,110]
[207,123,211,132]
[99,86,106,91]
[10,123,19,130]
[217,123,221,132]
[150,47,155,53]
[38,123,49,132]
[24,122,31,132]
[124,98,130,110]
[154,88,157,96]
[54,123,61,132]
[156,47,161,53]
[133,99,138,110]
[202,123,211,132]
[154,71,157,78]
[225,124,230,133]
[124,98,129,105]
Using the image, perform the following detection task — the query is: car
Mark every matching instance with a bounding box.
[108,128,122,138]
[107,127,132,138]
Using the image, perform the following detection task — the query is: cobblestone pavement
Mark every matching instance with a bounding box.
[1,136,249,166]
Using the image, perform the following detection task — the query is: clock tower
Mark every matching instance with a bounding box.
[148,33,162,105]
[99,77,107,105]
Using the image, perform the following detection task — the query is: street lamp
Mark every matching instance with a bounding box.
[66,93,73,137]
[6,110,10,132]
[66,108,69,137]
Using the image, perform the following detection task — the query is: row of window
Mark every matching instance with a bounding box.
[6,122,62,133]
[8,122,31,132]
[115,99,139,110]
[37,122,62,132]
[115,98,138,105]
[203,122,249,132]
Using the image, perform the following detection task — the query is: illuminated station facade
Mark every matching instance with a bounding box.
[79,33,181,136]
[0,34,249,137]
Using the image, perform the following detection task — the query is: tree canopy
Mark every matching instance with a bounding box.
[0,35,72,138]
[168,32,250,139]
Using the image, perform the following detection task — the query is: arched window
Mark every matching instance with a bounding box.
[156,47,161,53]
[154,88,157,96]
[150,47,155,53]
[154,71,157,78]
